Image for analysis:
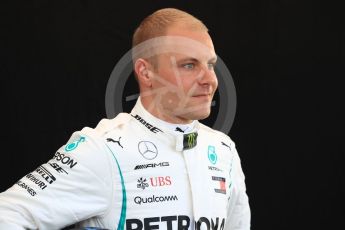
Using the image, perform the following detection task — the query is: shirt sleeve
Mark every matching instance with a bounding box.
[225,145,251,230]
[0,129,115,230]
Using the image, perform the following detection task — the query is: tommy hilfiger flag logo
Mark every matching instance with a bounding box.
[212,176,226,194]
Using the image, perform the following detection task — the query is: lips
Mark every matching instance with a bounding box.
[191,94,212,103]
[193,94,211,97]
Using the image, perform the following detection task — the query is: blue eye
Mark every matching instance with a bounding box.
[183,63,195,69]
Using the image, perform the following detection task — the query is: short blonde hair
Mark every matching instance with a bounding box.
[132,8,208,50]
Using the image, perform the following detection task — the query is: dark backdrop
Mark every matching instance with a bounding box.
[1,1,344,229]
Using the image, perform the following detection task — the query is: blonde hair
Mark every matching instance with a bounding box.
[131,8,209,77]
[132,8,208,51]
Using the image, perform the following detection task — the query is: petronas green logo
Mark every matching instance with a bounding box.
[208,145,217,164]
[183,132,198,150]
[65,136,85,152]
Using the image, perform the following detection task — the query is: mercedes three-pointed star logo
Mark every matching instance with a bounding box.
[138,141,158,160]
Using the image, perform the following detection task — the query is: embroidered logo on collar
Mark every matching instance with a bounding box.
[183,132,198,150]
[208,145,217,164]
[175,127,187,133]
[131,114,163,133]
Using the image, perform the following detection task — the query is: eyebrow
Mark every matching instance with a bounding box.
[177,56,218,63]
[208,56,217,63]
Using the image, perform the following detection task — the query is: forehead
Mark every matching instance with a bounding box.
[165,24,214,49]
[156,25,216,61]
[132,25,216,63]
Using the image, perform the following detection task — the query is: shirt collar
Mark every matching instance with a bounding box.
[130,97,200,151]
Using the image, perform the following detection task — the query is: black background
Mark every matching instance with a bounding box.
[1,1,344,229]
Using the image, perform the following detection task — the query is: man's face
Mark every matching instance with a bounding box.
[147,25,218,123]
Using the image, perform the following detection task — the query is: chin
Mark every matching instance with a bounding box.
[197,112,211,120]
[172,102,212,121]
[189,108,211,121]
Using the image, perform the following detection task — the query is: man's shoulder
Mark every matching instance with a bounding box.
[198,122,235,145]
[79,112,132,138]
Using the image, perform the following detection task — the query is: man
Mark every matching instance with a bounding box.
[0,8,250,230]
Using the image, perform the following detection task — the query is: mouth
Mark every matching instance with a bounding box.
[191,94,213,103]
[192,94,211,98]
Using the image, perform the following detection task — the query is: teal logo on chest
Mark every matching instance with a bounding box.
[65,137,85,152]
[208,145,217,165]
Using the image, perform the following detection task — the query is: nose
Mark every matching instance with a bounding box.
[198,65,218,88]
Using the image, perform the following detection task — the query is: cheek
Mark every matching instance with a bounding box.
[179,78,198,94]
[159,91,181,107]
[152,69,178,88]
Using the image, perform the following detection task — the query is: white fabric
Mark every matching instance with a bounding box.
[0,99,250,230]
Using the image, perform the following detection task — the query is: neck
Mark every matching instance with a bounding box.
[140,95,193,124]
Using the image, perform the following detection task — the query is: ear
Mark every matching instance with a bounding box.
[134,58,153,87]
